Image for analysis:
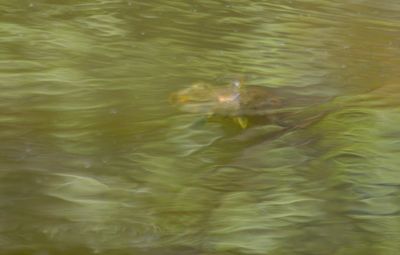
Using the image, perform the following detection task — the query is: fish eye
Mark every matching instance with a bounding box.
[231,80,241,88]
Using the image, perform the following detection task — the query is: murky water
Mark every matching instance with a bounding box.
[1,1,400,254]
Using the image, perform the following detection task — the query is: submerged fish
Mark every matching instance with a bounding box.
[171,79,332,128]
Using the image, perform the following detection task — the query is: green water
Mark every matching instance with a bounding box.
[1,1,400,254]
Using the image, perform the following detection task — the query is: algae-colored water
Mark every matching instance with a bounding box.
[1,1,400,255]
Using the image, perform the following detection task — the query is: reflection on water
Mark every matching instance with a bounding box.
[1,0,400,254]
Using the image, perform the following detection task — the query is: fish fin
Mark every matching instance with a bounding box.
[234,117,248,129]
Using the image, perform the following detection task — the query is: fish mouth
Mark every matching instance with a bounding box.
[217,92,240,103]
[170,92,214,105]
[177,101,216,114]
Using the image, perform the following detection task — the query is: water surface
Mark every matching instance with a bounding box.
[1,1,400,254]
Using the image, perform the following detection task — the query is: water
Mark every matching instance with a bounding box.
[1,1,400,254]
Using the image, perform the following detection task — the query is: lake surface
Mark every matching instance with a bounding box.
[1,1,400,254]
